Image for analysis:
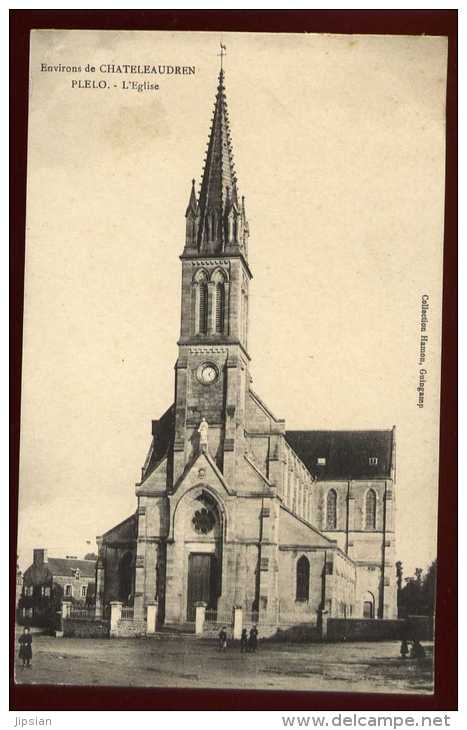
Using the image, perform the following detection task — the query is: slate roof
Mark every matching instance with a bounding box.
[285,430,394,480]
[101,512,138,543]
[46,558,96,579]
[141,404,175,481]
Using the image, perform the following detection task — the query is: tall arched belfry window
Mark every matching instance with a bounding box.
[326,489,337,529]
[296,555,310,602]
[365,489,377,529]
[199,282,208,334]
[212,270,226,334]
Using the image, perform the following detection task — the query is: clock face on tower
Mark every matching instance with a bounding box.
[197,362,219,385]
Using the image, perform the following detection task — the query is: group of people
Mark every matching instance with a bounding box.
[218,625,259,653]
[400,638,426,659]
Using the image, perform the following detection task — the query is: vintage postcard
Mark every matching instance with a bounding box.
[15,29,447,694]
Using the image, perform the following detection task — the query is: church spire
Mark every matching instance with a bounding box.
[185,178,199,248]
[185,178,197,216]
[183,68,249,257]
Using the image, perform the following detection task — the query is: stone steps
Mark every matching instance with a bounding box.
[153,623,196,638]
[149,632,200,640]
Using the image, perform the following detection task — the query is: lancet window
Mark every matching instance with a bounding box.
[296,555,310,602]
[365,489,377,529]
[193,270,209,335]
[326,489,337,529]
[212,269,226,334]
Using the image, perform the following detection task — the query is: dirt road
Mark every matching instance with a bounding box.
[14,634,433,694]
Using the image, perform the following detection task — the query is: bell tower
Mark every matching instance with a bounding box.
[173,68,252,486]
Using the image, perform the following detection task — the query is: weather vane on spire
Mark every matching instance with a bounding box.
[218,42,227,71]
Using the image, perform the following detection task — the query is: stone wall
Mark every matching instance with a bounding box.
[269,623,321,642]
[317,478,397,620]
[277,548,326,624]
[111,618,147,638]
[50,575,95,603]
[63,618,109,638]
[406,615,434,641]
[326,617,433,642]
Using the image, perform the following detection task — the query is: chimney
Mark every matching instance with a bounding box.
[33,549,48,566]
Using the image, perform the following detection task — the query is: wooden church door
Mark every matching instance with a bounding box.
[187,553,218,621]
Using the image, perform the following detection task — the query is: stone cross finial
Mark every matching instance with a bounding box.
[218,42,227,71]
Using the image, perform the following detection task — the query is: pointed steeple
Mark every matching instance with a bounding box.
[185,178,199,248]
[183,69,248,257]
[185,178,197,216]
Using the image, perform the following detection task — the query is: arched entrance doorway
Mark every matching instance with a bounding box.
[185,491,222,620]
[164,485,225,625]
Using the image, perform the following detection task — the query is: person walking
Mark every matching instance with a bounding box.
[240,628,248,653]
[18,627,32,668]
[218,626,228,651]
[248,625,258,653]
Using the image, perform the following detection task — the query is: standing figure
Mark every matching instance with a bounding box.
[18,627,32,668]
[218,626,228,651]
[240,628,248,653]
[410,639,426,659]
[248,625,258,653]
[198,417,209,453]
[400,639,410,659]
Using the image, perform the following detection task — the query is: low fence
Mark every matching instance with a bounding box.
[205,609,233,626]
[202,609,233,639]
[56,601,150,639]
[59,601,433,643]
[326,616,434,642]
[108,602,146,638]
[69,607,97,621]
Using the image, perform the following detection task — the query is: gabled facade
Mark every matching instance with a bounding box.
[97,69,397,633]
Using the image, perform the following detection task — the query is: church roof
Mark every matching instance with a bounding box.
[285,429,394,480]
[140,404,175,482]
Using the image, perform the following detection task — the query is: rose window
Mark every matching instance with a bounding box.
[192,508,215,535]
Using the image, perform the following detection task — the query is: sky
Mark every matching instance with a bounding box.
[18,30,447,579]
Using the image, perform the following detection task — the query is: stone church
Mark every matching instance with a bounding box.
[96,69,397,633]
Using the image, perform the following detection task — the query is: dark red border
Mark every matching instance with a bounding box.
[10,9,458,712]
